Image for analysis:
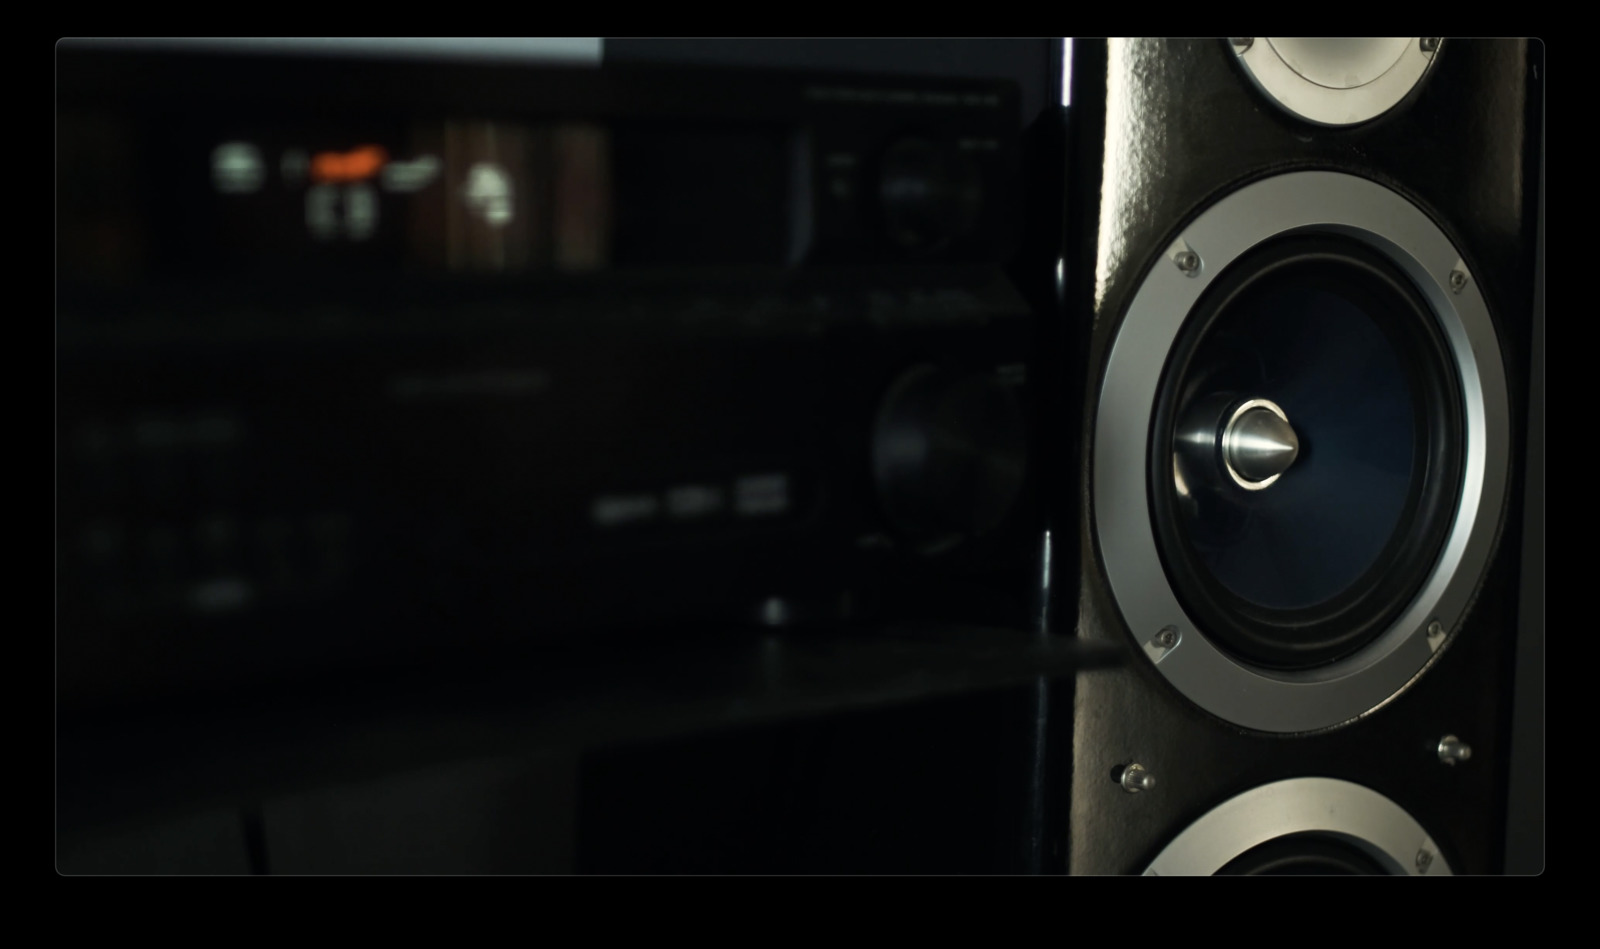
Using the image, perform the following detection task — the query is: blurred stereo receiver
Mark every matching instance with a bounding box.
[56,46,1038,708]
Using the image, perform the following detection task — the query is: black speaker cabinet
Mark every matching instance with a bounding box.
[1064,38,1542,874]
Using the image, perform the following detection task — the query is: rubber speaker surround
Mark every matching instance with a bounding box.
[1215,831,1394,875]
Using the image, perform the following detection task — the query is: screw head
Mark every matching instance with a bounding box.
[1438,735,1473,765]
[1449,269,1468,293]
[1154,626,1179,649]
[1230,37,1255,53]
[1120,763,1155,793]
[1416,848,1434,872]
[1421,37,1441,53]
[1175,250,1201,275]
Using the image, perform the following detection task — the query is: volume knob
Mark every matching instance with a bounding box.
[871,365,1027,552]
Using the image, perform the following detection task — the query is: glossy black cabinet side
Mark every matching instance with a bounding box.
[1064,39,1542,875]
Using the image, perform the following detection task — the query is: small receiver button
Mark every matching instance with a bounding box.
[876,137,983,253]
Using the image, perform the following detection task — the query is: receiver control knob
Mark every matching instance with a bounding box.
[871,365,1027,552]
[876,138,983,252]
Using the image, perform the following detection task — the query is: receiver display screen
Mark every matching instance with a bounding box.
[59,114,798,286]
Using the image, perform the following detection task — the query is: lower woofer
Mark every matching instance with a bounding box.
[1215,832,1394,876]
[1144,778,1451,876]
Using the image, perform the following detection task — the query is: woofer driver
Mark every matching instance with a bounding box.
[1092,171,1508,733]
[1144,778,1452,875]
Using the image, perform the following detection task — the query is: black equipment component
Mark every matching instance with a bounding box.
[1063,38,1542,875]
[56,47,1041,716]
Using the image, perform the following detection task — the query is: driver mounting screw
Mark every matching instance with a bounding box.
[1438,735,1473,766]
[1120,763,1155,793]
[1421,37,1441,54]
[1175,251,1201,275]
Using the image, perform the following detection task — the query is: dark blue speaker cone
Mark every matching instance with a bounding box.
[1150,236,1464,670]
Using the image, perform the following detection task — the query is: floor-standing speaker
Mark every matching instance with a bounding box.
[1064,38,1542,874]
